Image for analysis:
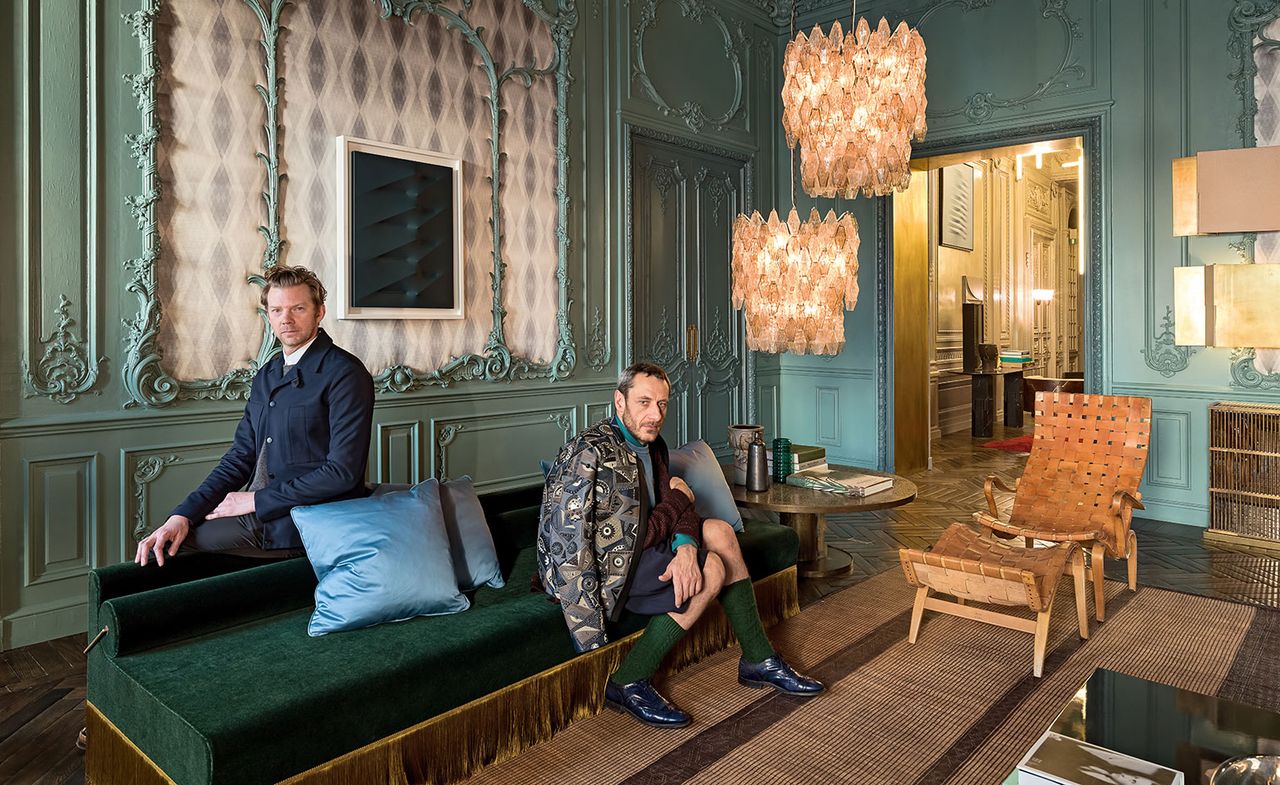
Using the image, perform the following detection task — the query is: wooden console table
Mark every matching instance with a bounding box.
[722,464,917,578]
[947,367,1025,437]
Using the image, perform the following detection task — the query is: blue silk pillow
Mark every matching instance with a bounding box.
[293,480,469,636]
[669,440,745,532]
[439,476,504,591]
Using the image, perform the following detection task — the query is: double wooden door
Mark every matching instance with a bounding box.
[631,136,747,455]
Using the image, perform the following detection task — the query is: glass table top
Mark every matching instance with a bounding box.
[1002,668,1280,784]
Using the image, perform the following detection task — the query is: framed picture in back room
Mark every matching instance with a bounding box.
[335,136,465,319]
[939,162,975,252]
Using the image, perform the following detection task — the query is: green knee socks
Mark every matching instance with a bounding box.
[610,614,687,685]
[609,579,776,685]
[720,578,776,663]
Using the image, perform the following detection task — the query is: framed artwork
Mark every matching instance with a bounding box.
[335,136,465,320]
[939,163,975,252]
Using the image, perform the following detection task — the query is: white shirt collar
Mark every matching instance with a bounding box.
[282,333,319,366]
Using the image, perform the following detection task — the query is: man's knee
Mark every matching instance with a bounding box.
[702,518,739,552]
[703,551,726,593]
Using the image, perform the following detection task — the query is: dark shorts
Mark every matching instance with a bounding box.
[624,543,709,616]
[179,513,303,559]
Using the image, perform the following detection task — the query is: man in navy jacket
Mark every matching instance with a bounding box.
[135,265,374,565]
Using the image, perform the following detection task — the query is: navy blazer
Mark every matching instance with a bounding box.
[171,329,375,549]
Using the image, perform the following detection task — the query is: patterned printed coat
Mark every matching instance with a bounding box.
[539,419,702,652]
[538,420,647,653]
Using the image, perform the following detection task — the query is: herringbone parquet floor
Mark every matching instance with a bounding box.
[4,425,1280,785]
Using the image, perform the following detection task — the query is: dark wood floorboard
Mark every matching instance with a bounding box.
[3,422,1279,785]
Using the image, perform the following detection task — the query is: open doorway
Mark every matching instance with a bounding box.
[893,135,1088,472]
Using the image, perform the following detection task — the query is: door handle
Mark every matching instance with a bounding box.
[686,323,699,362]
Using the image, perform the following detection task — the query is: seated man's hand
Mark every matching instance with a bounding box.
[669,476,695,503]
[135,515,191,567]
[659,544,702,607]
[206,491,255,520]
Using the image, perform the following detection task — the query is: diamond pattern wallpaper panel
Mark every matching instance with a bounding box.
[473,0,559,362]
[279,0,559,371]
[155,0,267,380]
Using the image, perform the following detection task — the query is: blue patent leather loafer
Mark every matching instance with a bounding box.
[738,656,825,696]
[604,678,692,728]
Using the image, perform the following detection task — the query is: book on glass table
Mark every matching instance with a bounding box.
[1017,731,1183,785]
[784,466,893,497]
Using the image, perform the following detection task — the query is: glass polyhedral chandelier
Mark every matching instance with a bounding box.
[731,207,860,355]
[781,10,927,198]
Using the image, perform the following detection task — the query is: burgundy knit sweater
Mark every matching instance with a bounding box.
[641,438,702,550]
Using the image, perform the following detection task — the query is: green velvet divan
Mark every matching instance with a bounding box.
[85,484,800,785]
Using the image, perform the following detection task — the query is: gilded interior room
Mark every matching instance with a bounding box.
[3,1,1280,784]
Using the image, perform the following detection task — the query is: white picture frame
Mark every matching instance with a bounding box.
[939,163,975,252]
[335,135,465,320]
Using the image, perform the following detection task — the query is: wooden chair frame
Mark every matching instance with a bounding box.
[900,527,1088,678]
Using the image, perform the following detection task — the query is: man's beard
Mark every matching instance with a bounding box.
[621,408,662,444]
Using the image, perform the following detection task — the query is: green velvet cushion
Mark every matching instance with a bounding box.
[101,558,316,657]
[89,553,275,637]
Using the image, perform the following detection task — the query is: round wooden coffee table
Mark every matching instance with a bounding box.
[722,464,917,578]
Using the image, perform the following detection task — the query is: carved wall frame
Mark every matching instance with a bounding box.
[119,0,579,408]
[630,0,749,134]
[1226,0,1280,389]
[828,0,1088,126]
[21,0,105,404]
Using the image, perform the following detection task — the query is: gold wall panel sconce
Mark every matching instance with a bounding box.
[1174,264,1280,348]
[1172,145,1280,236]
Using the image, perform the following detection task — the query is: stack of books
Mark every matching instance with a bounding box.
[1017,731,1182,785]
[784,466,894,497]
[767,444,827,474]
[1000,348,1033,365]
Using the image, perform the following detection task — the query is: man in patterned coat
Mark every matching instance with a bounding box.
[538,363,823,728]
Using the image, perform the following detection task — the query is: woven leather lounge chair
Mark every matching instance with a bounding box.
[974,392,1152,622]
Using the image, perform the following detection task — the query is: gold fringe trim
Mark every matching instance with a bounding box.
[85,702,178,785]
[88,568,799,785]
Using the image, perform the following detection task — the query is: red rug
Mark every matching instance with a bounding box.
[981,435,1033,453]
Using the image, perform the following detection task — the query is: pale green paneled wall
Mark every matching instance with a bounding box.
[774,0,1280,527]
[0,0,782,650]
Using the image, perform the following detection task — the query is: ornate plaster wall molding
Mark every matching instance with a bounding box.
[130,453,181,541]
[23,295,104,405]
[1229,0,1280,147]
[631,0,747,133]
[120,0,579,407]
[838,0,1085,125]
[1143,306,1193,379]
[586,306,609,371]
[1138,0,1192,378]
[1231,348,1280,389]
[21,0,106,405]
[1225,0,1280,388]
[875,197,892,470]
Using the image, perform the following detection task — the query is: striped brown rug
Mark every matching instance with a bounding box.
[463,570,1280,785]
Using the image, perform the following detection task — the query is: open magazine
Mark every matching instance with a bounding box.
[1018,732,1183,785]
[784,466,894,497]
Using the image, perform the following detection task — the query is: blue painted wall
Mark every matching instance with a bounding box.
[773,0,1280,526]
